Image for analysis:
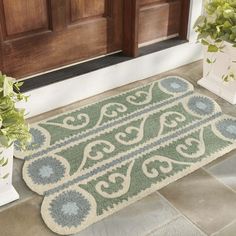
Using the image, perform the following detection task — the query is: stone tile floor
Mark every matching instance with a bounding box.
[1,61,236,236]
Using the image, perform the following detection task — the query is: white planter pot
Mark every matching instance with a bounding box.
[0,145,19,206]
[198,41,236,104]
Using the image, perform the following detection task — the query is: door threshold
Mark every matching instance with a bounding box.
[22,50,122,81]
[21,37,187,92]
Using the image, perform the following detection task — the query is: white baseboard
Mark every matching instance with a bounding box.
[21,41,203,118]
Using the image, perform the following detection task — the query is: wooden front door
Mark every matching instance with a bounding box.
[0,0,123,78]
[0,0,190,79]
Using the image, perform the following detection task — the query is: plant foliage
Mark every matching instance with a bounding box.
[0,72,31,149]
[194,0,236,52]
[194,0,236,81]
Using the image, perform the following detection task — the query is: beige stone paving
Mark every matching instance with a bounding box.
[159,169,236,235]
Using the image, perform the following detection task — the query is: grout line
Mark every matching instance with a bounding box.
[155,191,208,235]
[144,214,181,236]
[211,218,236,236]
[202,151,236,171]
[157,165,236,235]
[0,194,38,213]
[203,167,236,194]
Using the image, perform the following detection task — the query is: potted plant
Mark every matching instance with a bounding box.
[0,72,31,206]
[194,0,236,103]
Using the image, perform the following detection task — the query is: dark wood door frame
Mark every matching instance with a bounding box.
[179,0,190,39]
[123,0,140,57]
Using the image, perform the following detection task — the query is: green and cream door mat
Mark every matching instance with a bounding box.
[15,76,236,235]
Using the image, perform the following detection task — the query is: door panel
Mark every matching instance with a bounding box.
[0,0,123,78]
[2,0,49,37]
[139,0,182,45]
[70,0,105,21]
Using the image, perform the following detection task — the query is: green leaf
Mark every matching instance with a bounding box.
[201,39,210,46]
[194,15,206,29]
[232,26,236,34]
[197,33,209,41]
[2,173,9,179]
[0,73,31,149]
[0,157,4,165]
[194,0,236,46]
[2,158,8,167]
[229,73,236,80]
[16,81,24,87]
[208,44,219,52]
[206,58,216,64]
[3,77,14,97]
[223,75,229,82]
[215,38,223,43]
[223,21,232,29]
